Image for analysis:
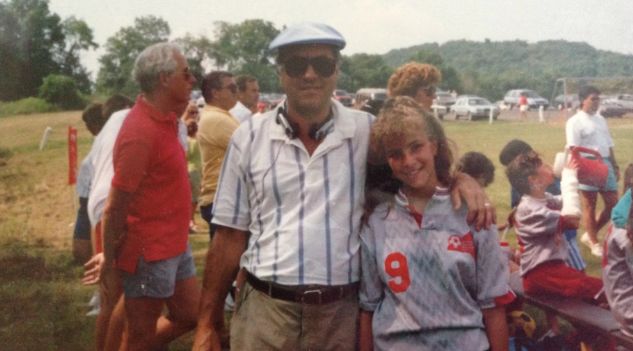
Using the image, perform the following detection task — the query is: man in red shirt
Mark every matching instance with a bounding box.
[101,42,200,351]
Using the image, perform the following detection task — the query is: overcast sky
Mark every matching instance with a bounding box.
[49,0,633,78]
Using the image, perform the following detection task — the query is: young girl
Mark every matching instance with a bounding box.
[359,96,514,351]
[505,151,603,301]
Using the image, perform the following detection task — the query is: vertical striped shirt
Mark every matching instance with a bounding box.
[212,100,374,285]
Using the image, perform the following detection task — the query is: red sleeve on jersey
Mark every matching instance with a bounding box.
[494,290,517,306]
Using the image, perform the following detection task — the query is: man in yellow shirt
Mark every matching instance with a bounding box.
[197,71,238,238]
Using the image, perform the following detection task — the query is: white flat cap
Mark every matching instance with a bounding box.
[269,22,346,52]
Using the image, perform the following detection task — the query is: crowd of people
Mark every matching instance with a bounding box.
[71,22,632,351]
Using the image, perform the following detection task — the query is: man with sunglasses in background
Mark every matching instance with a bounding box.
[197,71,239,239]
[101,42,200,350]
[193,23,493,351]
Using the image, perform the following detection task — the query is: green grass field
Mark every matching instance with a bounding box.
[0,109,631,349]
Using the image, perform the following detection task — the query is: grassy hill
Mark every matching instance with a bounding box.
[383,40,633,100]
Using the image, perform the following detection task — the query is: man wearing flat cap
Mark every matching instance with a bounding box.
[193,22,492,350]
[193,22,366,350]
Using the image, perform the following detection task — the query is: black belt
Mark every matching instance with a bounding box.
[245,271,358,305]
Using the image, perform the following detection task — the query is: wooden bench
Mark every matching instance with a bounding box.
[519,292,633,350]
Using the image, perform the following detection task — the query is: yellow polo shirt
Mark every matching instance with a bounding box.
[197,105,239,206]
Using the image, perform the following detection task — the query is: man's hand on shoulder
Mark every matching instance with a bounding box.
[451,172,496,231]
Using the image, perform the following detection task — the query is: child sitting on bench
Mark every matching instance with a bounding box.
[505,151,603,305]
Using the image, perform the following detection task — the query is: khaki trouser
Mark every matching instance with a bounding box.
[230,281,359,351]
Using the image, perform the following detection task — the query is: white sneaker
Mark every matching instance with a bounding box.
[580,232,591,246]
[86,306,100,317]
[590,242,603,257]
[87,291,100,307]
[580,232,603,257]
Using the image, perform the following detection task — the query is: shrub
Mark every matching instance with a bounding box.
[38,74,85,110]
[0,97,59,117]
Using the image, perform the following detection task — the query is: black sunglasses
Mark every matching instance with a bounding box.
[282,56,337,78]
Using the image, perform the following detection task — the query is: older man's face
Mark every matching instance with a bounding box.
[165,51,196,112]
[279,44,338,119]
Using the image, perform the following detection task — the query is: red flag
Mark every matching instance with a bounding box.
[68,126,77,185]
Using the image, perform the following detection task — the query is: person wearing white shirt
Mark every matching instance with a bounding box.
[229,75,260,123]
[565,85,620,257]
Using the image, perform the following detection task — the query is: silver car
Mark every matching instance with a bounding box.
[451,96,500,121]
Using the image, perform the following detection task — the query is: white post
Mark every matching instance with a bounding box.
[489,108,494,124]
[538,106,545,123]
[433,106,439,120]
[39,126,53,150]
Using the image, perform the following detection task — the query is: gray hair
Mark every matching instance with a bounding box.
[133,42,182,93]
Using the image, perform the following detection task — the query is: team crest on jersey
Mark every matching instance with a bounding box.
[447,232,476,259]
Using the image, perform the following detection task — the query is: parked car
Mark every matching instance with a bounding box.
[504,89,549,110]
[354,88,387,109]
[553,94,579,110]
[431,91,456,118]
[603,94,633,113]
[451,96,500,121]
[332,89,353,107]
[599,95,628,118]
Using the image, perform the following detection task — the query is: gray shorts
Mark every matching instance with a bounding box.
[122,245,196,298]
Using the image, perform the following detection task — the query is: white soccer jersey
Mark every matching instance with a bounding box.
[212,100,374,285]
[360,188,512,351]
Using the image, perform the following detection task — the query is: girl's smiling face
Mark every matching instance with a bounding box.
[385,129,438,194]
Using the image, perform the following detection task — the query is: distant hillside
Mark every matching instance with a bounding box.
[383,40,633,100]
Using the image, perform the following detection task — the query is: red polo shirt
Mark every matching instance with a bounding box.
[111,96,191,273]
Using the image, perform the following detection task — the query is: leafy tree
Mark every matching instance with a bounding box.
[210,19,280,92]
[174,34,214,84]
[95,16,170,96]
[0,0,64,101]
[55,16,98,93]
[39,74,84,109]
[339,54,392,92]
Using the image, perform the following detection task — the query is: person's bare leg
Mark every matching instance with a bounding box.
[96,269,122,351]
[580,190,599,243]
[152,276,200,347]
[595,190,619,233]
[104,296,125,351]
[124,297,163,351]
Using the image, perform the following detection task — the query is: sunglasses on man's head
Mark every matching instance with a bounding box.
[281,56,337,78]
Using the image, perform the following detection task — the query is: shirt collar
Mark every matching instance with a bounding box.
[135,95,179,123]
[270,99,357,142]
[395,187,450,210]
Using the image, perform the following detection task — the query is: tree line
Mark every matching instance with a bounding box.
[2,0,633,108]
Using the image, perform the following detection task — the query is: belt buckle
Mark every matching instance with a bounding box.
[301,289,323,304]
